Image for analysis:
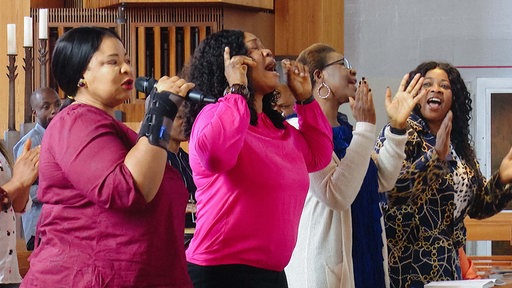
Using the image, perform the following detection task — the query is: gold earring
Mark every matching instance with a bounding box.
[77,78,87,88]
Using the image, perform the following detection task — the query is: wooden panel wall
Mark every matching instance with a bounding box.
[83,0,273,10]
[223,7,274,53]
[83,0,118,8]
[274,0,344,57]
[30,0,65,8]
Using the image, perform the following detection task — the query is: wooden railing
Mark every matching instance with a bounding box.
[130,23,214,100]
[465,211,512,281]
[465,212,512,244]
[31,6,219,122]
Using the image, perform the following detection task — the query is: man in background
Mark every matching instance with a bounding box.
[13,87,60,250]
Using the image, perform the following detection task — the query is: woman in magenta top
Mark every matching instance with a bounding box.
[21,27,193,287]
[184,30,333,287]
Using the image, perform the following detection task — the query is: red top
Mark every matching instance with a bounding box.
[22,104,192,288]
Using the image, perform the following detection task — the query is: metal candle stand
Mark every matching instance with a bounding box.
[38,39,48,88]
[23,47,33,123]
[7,54,18,131]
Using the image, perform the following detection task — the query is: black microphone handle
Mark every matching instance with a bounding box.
[140,76,216,104]
[187,89,217,104]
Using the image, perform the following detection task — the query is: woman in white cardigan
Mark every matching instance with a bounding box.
[285,43,424,288]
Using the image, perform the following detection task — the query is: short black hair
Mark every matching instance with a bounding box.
[51,26,120,98]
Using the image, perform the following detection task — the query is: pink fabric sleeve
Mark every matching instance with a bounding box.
[191,93,251,173]
[51,110,146,210]
[294,100,333,172]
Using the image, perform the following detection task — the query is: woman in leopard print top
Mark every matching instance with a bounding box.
[376,61,512,288]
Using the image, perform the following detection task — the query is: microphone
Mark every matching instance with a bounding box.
[135,76,216,104]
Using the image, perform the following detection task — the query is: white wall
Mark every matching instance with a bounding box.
[343,0,512,141]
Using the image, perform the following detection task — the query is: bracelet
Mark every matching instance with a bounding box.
[389,126,407,135]
[0,186,11,212]
[224,84,250,99]
[297,95,315,105]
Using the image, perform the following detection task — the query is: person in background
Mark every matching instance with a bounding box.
[377,61,512,287]
[21,26,193,287]
[0,139,39,288]
[12,87,60,251]
[167,101,198,247]
[273,61,298,127]
[285,43,424,288]
[184,29,333,288]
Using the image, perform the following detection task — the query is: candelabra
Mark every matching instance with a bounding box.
[38,39,48,88]
[6,54,18,131]
[23,47,33,123]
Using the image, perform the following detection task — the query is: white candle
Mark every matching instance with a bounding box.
[39,9,48,39]
[7,24,16,55]
[24,17,33,47]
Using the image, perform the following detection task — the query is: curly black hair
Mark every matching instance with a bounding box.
[183,30,284,133]
[407,61,477,171]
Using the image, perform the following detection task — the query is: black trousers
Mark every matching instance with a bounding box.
[0,284,20,288]
[187,262,288,288]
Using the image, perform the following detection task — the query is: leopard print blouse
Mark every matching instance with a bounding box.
[376,113,512,288]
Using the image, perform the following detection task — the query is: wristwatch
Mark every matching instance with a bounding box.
[224,84,250,99]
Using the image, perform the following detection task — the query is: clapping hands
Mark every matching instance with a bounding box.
[385,73,425,130]
[281,59,312,103]
[349,78,376,124]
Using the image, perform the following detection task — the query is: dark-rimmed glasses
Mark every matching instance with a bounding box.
[323,57,352,70]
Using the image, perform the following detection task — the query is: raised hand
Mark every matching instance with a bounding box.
[223,46,255,87]
[435,110,452,160]
[281,59,312,102]
[349,79,376,124]
[498,147,512,184]
[385,73,425,129]
[5,138,40,211]
[11,138,39,188]
[155,75,195,98]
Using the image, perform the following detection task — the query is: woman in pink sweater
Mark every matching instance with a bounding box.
[184,30,333,287]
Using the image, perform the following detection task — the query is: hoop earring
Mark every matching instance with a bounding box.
[317,82,331,99]
[77,78,87,88]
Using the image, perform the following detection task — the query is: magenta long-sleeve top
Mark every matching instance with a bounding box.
[22,104,192,288]
[186,93,333,271]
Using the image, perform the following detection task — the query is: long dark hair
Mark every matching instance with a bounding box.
[408,61,477,171]
[184,29,284,132]
[51,26,121,110]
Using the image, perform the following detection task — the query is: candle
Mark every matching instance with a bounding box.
[24,17,33,47]
[39,9,48,39]
[7,24,16,55]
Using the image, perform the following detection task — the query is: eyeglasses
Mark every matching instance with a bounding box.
[323,57,352,70]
